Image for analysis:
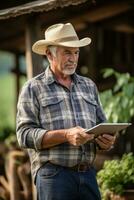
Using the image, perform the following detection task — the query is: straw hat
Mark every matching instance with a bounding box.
[32,23,91,55]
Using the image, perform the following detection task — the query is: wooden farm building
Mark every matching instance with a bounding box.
[0,0,134,84]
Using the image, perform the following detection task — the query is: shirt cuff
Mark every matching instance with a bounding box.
[26,128,48,150]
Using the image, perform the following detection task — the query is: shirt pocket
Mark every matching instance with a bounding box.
[80,94,97,124]
[39,96,64,128]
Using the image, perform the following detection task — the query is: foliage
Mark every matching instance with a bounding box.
[0,127,15,141]
[5,134,19,150]
[0,72,26,140]
[0,74,15,139]
[97,153,134,199]
[100,68,134,122]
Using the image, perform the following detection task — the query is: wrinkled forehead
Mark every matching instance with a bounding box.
[57,46,79,52]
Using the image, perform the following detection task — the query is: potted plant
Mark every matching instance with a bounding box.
[97,153,134,200]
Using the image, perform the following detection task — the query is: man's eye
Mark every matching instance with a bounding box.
[65,52,71,55]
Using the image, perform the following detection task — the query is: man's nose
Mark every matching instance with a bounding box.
[69,54,77,61]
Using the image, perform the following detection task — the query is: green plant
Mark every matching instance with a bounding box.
[0,74,15,133]
[0,127,14,141]
[100,69,134,122]
[97,153,134,199]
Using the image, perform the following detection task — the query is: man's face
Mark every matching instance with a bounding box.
[53,46,80,76]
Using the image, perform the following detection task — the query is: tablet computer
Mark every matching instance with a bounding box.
[85,123,131,137]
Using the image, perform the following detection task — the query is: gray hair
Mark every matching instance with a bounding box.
[47,46,57,57]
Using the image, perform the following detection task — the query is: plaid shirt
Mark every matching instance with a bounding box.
[16,66,106,181]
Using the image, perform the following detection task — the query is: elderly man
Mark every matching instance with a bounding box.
[16,23,115,200]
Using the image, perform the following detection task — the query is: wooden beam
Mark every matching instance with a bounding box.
[38,1,133,33]
[0,0,89,20]
[96,13,134,33]
[25,16,44,79]
[113,24,134,33]
[69,1,133,24]
[14,54,20,102]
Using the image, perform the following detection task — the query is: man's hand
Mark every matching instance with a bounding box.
[65,126,94,146]
[95,134,116,150]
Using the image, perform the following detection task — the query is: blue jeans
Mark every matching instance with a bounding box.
[36,162,101,200]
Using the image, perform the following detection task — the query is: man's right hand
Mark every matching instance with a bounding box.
[65,126,94,146]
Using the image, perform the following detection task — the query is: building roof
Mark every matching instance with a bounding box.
[0,0,88,20]
[0,0,134,53]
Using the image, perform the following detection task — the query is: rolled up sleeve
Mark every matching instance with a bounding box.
[16,83,47,150]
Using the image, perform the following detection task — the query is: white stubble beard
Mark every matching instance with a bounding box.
[62,68,76,75]
[62,63,77,75]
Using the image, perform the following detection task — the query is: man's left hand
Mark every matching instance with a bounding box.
[95,134,116,150]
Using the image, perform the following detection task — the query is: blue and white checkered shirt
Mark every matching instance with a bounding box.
[16,66,106,181]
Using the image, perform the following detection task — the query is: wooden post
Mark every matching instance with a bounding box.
[7,151,25,200]
[25,16,41,200]
[86,25,98,81]
[15,53,20,104]
[25,16,43,79]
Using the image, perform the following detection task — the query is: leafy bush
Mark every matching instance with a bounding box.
[97,153,134,199]
[100,69,134,122]
[0,127,14,141]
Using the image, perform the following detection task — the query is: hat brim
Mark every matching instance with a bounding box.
[32,37,91,55]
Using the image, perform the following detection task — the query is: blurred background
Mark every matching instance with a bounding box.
[0,0,134,199]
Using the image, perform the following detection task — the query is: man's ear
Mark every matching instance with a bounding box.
[46,49,53,61]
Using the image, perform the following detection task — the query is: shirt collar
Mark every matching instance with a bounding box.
[72,73,84,84]
[44,66,56,85]
[44,66,84,85]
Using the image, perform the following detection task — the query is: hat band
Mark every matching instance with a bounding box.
[53,36,79,43]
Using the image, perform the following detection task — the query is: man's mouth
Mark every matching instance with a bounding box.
[66,63,77,68]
